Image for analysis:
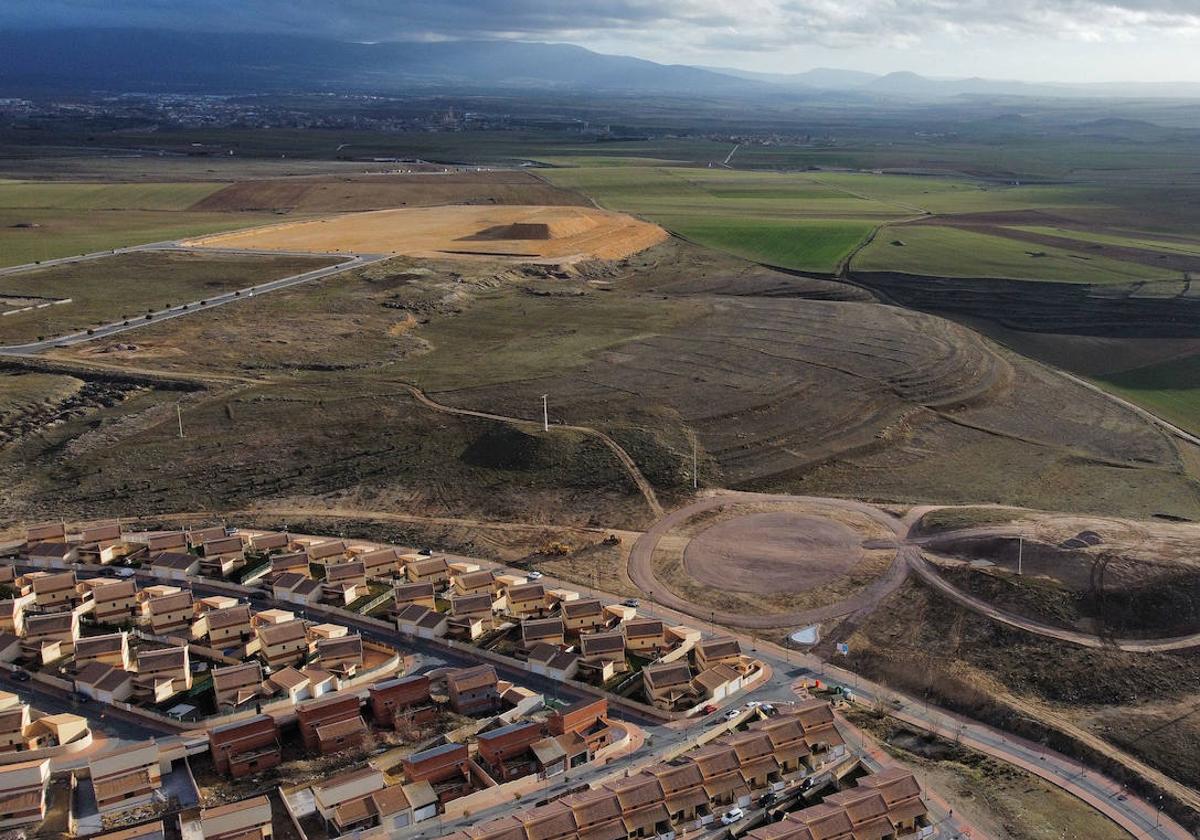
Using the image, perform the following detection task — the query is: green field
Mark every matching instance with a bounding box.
[1013,226,1200,257]
[543,164,909,272]
[0,180,226,210]
[0,250,338,343]
[0,180,280,268]
[1095,354,1200,436]
[656,215,874,272]
[853,224,1181,283]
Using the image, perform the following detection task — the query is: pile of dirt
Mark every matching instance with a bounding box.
[469,215,599,241]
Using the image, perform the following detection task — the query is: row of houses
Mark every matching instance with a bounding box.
[301,695,615,835]
[434,700,920,840]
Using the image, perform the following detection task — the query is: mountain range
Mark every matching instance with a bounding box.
[3,28,1200,101]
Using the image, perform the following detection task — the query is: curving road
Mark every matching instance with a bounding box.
[629,490,1200,653]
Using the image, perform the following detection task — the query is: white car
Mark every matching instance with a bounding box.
[724,708,741,721]
[720,808,744,825]
[527,571,543,580]
[746,700,762,708]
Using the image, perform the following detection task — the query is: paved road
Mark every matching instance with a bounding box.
[0,244,388,356]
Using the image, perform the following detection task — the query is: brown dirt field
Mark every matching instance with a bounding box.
[650,501,896,614]
[683,511,866,595]
[182,205,668,263]
[189,171,590,212]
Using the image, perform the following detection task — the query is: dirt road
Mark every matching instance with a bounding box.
[399,383,664,518]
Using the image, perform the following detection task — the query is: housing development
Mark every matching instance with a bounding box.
[6,8,1200,840]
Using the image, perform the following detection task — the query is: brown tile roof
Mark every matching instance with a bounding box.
[560,788,623,830]
[213,662,263,691]
[32,570,76,591]
[358,547,399,570]
[76,661,115,686]
[518,800,577,840]
[447,664,496,693]
[561,598,604,619]
[270,552,308,571]
[692,664,740,692]
[642,660,692,690]
[257,619,307,646]
[150,551,198,571]
[395,582,435,601]
[689,743,741,778]
[646,761,704,794]
[203,536,244,556]
[698,635,741,659]
[624,618,664,638]
[94,580,137,601]
[326,561,366,583]
[602,772,665,810]
[201,794,270,821]
[580,631,625,657]
[307,540,347,560]
[137,646,186,672]
[451,593,493,614]
[75,633,126,657]
[455,570,495,589]
[316,635,363,660]
[855,767,923,805]
[28,542,74,560]
[522,618,564,642]
[409,556,448,576]
[507,582,545,602]
[207,605,252,630]
[267,667,309,691]
[26,612,74,634]
[316,716,366,741]
[147,591,193,614]
[789,803,856,838]
[96,668,133,693]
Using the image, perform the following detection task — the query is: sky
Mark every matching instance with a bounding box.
[5,0,1200,83]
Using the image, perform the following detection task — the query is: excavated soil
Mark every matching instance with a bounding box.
[182,205,667,263]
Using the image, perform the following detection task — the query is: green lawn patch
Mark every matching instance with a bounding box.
[1094,353,1200,436]
[657,215,875,273]
[854,224,1180,283]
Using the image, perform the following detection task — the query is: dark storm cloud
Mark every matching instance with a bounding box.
[4,0,1199,45]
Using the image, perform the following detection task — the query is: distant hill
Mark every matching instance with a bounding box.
[4,29,1200,102]
[0,29,770,97]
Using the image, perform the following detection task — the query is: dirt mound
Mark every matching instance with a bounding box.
[468,215,599,241]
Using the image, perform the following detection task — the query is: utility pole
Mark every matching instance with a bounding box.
[692,433,698,490]
[1017,536,1023,576]
[176,404,184,439]
[541,394,549,432]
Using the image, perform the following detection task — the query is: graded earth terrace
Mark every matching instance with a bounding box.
[181,205,669,263]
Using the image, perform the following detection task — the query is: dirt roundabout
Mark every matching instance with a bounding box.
[683,511,866,595]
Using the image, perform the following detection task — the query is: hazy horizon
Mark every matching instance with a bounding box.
[5,0,1200,85]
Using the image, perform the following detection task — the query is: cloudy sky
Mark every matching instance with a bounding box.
[6,0,1200,82]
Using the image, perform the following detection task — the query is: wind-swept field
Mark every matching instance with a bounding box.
[853,224,1182,283]
[0,180,280,268]
[0,250,338,343]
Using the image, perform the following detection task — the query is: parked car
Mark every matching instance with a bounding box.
[702,704,718,715]
[69,692,91,704]
[758,791,777,807]
[10,670,31,682]
[418,548,434,556]
[720,808,744,826]
[527,571,543,580]
[622,598,640,608]
[723,708,741,721]
[746,700,762,708]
